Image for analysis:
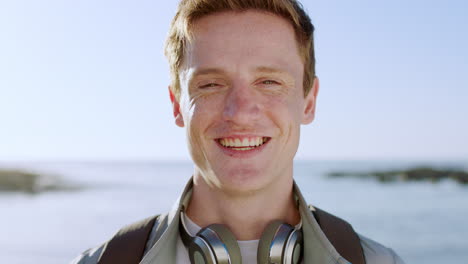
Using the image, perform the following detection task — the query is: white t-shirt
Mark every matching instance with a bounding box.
[175,213,259,264]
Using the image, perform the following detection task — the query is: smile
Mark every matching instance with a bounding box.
[216,136,270,151]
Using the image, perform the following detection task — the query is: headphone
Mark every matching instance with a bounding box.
[179,212,303,264]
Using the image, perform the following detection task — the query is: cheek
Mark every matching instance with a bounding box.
[186,111,211,169]
[262,93,287,110]
[264,94,302,122]
[182,95,216,125]
[189,92,224,113]
[286,94,306,121]
[184,96,222,143]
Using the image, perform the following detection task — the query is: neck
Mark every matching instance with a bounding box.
[185,171,301,241]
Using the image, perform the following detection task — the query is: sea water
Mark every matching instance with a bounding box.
[0,160,467,264]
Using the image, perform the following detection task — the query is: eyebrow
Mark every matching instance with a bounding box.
[191,66,290,77]
[254,66,289,75]
[190,68,227,78]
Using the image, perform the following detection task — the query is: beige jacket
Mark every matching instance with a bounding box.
[71,179,405,264]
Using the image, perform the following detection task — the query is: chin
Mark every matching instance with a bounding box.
[214,166,272,194]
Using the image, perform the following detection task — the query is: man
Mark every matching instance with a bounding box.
[72,0,405,263]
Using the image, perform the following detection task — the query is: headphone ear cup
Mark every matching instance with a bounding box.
[189,224,242,264]
[284,229,303,264]
[257,220,286,264]
[206,224,242,264]
[188,236,216,264]
[258,221,302,264]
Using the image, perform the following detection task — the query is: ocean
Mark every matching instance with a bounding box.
[1,160,467,264]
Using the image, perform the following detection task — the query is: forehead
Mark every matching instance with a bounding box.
[182,10,303,74]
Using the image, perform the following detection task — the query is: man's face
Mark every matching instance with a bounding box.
[171,11,318,193]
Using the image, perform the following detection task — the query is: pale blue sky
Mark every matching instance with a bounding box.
[0,0,467,161]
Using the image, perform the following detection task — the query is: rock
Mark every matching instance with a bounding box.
[327,167,468,185]
[0,169,83,194]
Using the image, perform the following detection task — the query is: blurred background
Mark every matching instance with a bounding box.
[0,0,467,263]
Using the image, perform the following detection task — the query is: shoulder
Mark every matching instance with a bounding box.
[359,234,406,264]
[69,244,104,264]
[70,214,163,264]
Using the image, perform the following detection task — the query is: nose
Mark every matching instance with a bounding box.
[223,82,260,125]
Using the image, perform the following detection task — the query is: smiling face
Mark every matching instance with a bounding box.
[171,10,318,194]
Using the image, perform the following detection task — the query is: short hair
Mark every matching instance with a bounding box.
[164,0,315,99]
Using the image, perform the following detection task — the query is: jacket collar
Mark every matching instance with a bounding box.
[140,178,348,264]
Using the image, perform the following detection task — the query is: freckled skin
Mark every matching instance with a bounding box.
[171,10,318,196]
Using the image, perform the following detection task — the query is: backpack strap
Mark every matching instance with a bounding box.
[312,206,366,264]
[97,215,160,264]
[97,208,365,264]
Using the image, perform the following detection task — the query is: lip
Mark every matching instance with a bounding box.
[214,136,271,158]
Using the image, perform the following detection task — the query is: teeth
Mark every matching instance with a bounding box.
[251,137,262,146]
[219,137,268,149]
[237,147,254,151]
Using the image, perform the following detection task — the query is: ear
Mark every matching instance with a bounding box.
[169,86,185,127]
[301,77,319,124]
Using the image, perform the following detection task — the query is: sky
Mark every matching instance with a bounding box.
[0,0,467,161]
